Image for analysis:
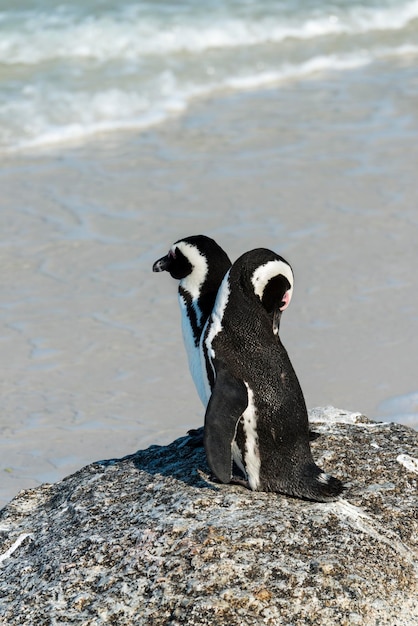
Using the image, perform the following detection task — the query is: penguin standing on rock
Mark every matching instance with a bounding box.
[202,248,343,502]
[152,235,231,405]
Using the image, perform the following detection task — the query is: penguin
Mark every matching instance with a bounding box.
[202,248,344,502]
[152,235,231,405]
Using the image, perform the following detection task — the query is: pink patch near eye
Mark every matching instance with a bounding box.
[169,249,176,259]
[279,289,292,311]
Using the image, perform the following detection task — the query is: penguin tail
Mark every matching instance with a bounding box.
[298,463,345,502]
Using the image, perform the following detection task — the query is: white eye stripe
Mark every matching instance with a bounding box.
[251,260,294,300]
[175,241,208,301]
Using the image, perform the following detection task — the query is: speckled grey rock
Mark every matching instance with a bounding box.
[0,408,417,626]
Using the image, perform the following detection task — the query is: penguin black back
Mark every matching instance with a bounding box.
[203,248,343,502]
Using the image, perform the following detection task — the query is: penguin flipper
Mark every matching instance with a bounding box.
[204,366,248,484]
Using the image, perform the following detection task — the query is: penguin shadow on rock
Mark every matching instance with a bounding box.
[98,431,218,490]
[96,442,214,491]
[153,236,344,502]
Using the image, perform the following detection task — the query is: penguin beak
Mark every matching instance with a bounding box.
[153,255,170,272]
[272,307,282,336]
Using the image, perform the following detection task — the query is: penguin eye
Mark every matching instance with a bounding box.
[167,247,192,279]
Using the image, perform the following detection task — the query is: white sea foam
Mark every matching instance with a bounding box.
[5,43,418,153]
[1,1,418,63]
[223,44,418,91]
[4,40,418,153]
[0,80,197,152]
[1,0,418,151]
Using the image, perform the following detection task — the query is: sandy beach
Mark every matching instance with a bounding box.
[1,58,418,508]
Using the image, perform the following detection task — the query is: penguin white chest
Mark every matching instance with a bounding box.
[179,294,208,406]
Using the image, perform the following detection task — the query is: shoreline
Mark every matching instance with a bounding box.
[1,58,418,507]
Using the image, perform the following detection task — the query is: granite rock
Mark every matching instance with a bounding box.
[0,407,417,625]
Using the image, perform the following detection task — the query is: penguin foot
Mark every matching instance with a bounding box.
[299,465,345,502]
[309,429,321,441]
[230,475,250,489]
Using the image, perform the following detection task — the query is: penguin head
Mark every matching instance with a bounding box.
[153,242,194,280]
[233,248,294,334]
[153,235,231,299]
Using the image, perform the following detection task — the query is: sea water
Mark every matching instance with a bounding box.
[1,0,418,152]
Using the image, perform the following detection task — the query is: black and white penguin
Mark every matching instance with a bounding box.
[152,235,231,405]
[202,248,343,502]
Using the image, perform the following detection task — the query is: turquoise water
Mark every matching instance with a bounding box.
[1,0,417,151]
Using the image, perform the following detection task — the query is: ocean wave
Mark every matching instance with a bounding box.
[0,0,417,64]
[223,44,418,90]
[0,82,194,152]
[3,43,418,153]
[1,0,418,152]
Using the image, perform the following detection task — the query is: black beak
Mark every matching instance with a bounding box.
[152,254,172,272]
[272,307,282,336]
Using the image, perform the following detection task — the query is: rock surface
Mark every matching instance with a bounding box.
[0,407,417,625]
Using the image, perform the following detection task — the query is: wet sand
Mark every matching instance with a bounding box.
[1,59,418,507]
